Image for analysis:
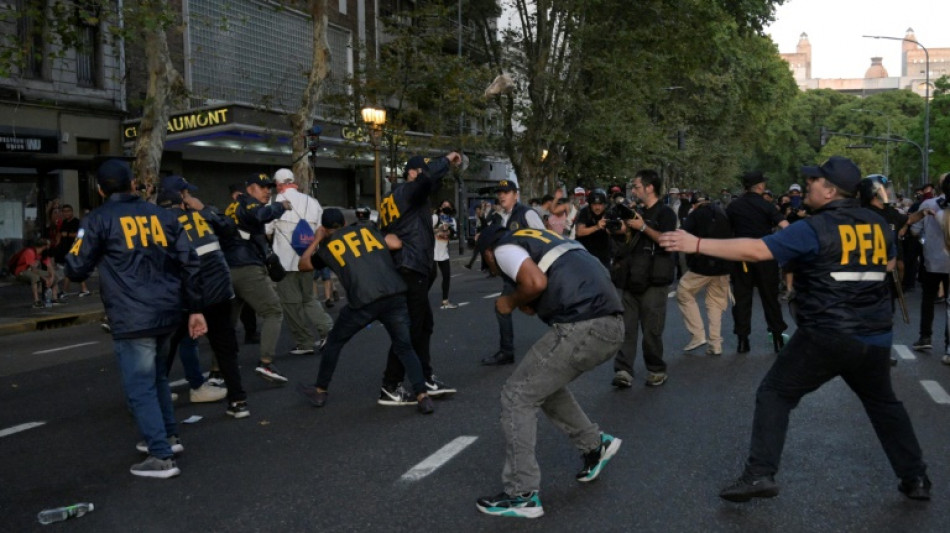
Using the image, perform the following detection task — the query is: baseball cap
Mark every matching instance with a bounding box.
[273,168,295,184]
[246,172,275,188]
[800,156,862,195]
[495,179,519,193]
[321,208,346,229]
[96,159,133,190]
[609,186,622,193]
[788,183,802,192]
[474,221,510,256]
[404,155,430,177]
[669,187,680,194]
[573,187,586,196]
[160,175,197,194]
[741,171,767,189]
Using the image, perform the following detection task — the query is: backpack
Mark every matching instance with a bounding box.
[290,218,315,256]
[7,247,28,274]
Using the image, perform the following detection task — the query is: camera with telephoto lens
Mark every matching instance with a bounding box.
[604,202,634,232]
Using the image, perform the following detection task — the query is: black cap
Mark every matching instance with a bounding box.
[475,221,510,256]
[246,173,275,188]
[800,156,862,195]
[321,208,346,229]
[741,171,767,189]
[494,179,519,193]
[97,159,133,190]
[403,155,430,177]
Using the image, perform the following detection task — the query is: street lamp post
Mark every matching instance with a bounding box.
[863,34,930,184]
[361,106,386,211]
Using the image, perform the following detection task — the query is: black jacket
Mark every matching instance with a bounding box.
[65,193,202,339]
[169,205,235,307]
[221,193,287,267]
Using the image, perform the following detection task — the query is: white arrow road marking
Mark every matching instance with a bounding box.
[0,421,46,438]
[893,345,915,360]
[400,436,478,482]
[920,380,950,405]
[32,341,100,355]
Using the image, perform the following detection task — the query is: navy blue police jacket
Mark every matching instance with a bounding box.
[168,205,235,307]
[377,156,452,274]
[221,193,287,267]
[65,193,202,339]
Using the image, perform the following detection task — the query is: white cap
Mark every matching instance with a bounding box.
[788,183,802,192]
[273,168,295,184]
[574,187,586,195]
[669,187,680,194]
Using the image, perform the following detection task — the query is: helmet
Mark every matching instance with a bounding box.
[857,174,895,206]
[588,188,608,205]
[355,205,372,221]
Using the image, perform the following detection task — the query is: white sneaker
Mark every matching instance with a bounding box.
[190,381,227,403]
[136,435,184,454]
[289,345,315,355]
[440,301,459,309]
[683,339,707,351]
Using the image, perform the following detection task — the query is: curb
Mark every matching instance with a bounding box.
[0,309,105,337]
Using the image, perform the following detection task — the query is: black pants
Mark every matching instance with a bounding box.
[918,270,950,344]
[240,304,257,337]
[732,259,786,337]
[902,236,922,289]
[436,259,451,301]
[745,327,926,481]
[383,266,435,385]
[168,299,246,403]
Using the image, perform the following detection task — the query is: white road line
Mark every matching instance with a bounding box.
[400,436,478,482]
[457,302,470,307]
[32,341,100,355]
[893,345,916,360]
[0,421,46,438]
[484,292,501,299]
[920,380,950,405]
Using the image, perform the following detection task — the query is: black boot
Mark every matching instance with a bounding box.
[772,333,785,353]
[481,351,515,366]
[737,335,751,354]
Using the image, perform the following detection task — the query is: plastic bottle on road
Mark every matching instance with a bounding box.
[44,287,53,308]
[37,503,94,525]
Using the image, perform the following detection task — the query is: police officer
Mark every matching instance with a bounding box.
[726,171,789,353]
[158,175,250,419]
[480,178,545,366]
[473,224,624,518]
[377,153,461,403]
[659,156,930,502]
[222,173,291,383]
[295,208,434,414]
[66,159,207,479]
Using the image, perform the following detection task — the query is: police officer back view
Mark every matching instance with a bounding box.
[660,156,930,502]
[726,171,789,353]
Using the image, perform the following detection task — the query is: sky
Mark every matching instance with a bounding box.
[765,0,950,79]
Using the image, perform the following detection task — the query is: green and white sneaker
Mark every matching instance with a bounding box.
[475,490,544,518]
[576,432,622,482]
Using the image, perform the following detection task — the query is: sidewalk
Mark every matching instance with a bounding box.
[0,274,105,336]
[0,244,479,337]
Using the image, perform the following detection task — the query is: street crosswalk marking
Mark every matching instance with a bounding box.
[920,380,950,405]
[33,341,100,355]
[400,436,478,482]
[893,345,916,360]
[0,421,46,438]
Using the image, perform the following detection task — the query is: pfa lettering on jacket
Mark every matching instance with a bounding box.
[838,223,887,265]
[378,195,400,228]
[178,211,212,241]
[327,227,385,266]
[512,228,566,243]
[119,216,169,249]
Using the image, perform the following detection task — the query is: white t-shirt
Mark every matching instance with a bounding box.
[494,244,530,280]
[266,187,323,271]
[432,213,457,262]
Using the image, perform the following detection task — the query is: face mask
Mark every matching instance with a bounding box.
[790,196,802,209]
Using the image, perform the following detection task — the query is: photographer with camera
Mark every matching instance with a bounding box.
[433,199,459,309]
[575,189,617,268]
[610,170,678,388]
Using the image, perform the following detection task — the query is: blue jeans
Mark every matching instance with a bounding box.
[500,315,624,494]
[114,334,177,458]
[745,327,926,480]
[316,295,426,396]
[174,336,205,389]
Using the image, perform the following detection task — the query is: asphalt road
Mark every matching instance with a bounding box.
[1,268,949,532]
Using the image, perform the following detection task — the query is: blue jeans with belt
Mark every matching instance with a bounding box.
[744,327,927,481]
[114,333,177,458]
[500,314,624,494]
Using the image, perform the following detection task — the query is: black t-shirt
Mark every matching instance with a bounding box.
[575,206,611,263]
[727,192,786,238]
[54,217,81,263]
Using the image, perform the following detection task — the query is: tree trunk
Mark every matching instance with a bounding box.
[289,0,331,192]
[132,1,186,188]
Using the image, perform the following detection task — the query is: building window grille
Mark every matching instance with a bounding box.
[75,10,100,88]
[16,0,46,79]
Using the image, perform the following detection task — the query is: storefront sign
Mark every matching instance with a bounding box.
[0,134,58,153]
[123,107,232,141]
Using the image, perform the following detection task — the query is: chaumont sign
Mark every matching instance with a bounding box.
[123,107,232,141]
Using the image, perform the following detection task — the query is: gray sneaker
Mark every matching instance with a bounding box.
[611,370,633,389]
[130,455,181,479]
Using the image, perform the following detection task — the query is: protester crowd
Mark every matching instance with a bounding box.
[15,153,941,516]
